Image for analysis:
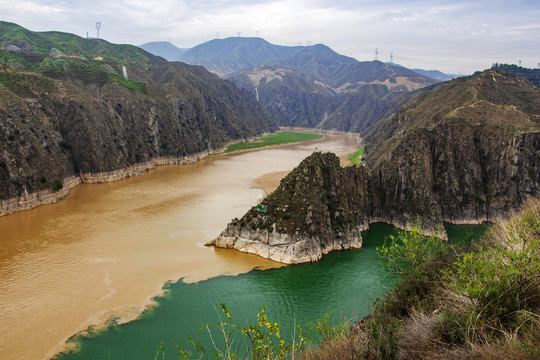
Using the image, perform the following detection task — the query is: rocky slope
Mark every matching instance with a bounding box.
[228,45,435,132]
[0,22,276,216]
[208,71,540,263]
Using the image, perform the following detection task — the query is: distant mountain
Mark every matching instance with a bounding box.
[176,37,304,76]
[138,41,187,62]
[228,44,436,131]
[0,21,275,215]
[412,68,457,82]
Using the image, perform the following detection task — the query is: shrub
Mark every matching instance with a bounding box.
[443,204,540,343]
[376,222,445,276]
[52,179,63,191]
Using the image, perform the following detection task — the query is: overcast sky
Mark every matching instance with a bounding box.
[1,0,539,74]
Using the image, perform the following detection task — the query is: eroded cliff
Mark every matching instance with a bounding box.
[0,23,276,215]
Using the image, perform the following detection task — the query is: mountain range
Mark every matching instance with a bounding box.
[140,38,445,132]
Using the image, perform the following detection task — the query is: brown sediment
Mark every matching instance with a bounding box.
[251,171,290,195]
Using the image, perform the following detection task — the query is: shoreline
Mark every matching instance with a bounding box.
[0,129,347,218]
[47,257,284,360]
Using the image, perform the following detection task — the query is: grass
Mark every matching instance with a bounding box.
[108,73,147,93]
[220,131,323,154]
[348,147,365,167]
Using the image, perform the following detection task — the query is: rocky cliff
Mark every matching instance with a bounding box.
[0,22,276,215]
[209,71,540,263]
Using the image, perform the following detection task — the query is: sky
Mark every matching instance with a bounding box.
[1,0,539,74]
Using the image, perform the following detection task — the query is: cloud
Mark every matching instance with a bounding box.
[0,0,538,73]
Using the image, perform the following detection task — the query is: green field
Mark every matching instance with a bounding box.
[221,131,323,153]
[349,147,365,167]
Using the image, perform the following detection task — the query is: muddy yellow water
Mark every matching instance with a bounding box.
[0,134,360,360]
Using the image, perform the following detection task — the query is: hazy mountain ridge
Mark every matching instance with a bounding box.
[210,71,540,263]
[0,22,276,215]
[138,41,188,62]
[139,36,457,133]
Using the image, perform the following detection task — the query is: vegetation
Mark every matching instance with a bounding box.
[155,304,349,360]
[306,200,540,359]
[220,131,323,154]
[52,179,63,191]
[348,147,365,167]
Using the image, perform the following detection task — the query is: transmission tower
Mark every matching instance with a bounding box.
[96,22,101,39]
[237,31,241,37]
[374,48,378,61]
[216,32,220,39]
[256,31,260,37]
[307,41,312,46]
[390,52,394,63]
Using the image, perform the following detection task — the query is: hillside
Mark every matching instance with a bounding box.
[138,41,187,62]
[0,22,276,216]
[228,45,435,132]
[176,37,304,77]
[491,63,540,88]
[208,71,540,263]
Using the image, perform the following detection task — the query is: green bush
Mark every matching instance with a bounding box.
[377,222,445,276]
[52,179,63,191]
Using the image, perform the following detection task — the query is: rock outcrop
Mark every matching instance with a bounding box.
[210,153,369,263]
[209,71,540,263]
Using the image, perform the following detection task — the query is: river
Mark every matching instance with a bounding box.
[0,133,361,360]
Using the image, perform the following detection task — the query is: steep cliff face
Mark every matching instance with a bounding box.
[209,71,540,263]
[0,23,276,215]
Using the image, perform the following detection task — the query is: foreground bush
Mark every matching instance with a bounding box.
[328,200,540,360]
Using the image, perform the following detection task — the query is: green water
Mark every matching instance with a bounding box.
[58,223,486,360]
